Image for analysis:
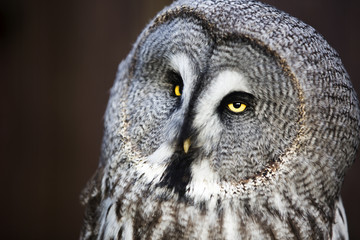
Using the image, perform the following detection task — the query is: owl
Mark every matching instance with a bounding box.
[80,0,360,239]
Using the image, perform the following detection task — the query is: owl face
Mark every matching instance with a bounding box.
[125,16,301,196]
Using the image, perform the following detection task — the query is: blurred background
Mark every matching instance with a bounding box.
[1,0,359,239]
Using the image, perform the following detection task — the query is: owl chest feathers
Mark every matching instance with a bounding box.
[95,172,346,240]
[88,156,346,240]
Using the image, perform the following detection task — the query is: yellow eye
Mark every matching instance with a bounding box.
[227,102,247,113]
[174,85,182,96]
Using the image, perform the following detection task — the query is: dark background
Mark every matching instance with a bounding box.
[1,0,359,239]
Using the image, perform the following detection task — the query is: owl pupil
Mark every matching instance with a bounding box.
[233,102,242,108]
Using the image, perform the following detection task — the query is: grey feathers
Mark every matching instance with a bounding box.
[80,0,360,239]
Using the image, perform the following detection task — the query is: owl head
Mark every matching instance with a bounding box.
[100,0,359,202]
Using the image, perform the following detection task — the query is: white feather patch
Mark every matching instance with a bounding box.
[136,142,174,183]
[97,198,123,240]
[170,53,194,103]
[223,200,242,240]
[332,198,348,240]
[271,192,287,218]
[123,218,134,240]
[187,159,221,201]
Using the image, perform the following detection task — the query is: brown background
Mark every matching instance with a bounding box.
[1,0,359,239]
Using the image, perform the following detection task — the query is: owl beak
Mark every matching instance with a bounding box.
[183,138,191,154]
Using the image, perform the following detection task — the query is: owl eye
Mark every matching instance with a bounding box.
[220,91,255,115]
[227,102,247,113]
[174,85,182,96]
[167,70,183,97]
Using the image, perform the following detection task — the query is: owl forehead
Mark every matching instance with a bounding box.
[136,15,290,93]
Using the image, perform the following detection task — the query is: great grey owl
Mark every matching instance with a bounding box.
[80,0,360,239]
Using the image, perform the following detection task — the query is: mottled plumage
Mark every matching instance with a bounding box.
[80,0,360,239]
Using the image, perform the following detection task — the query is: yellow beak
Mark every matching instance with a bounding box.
[183,138,191,154]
